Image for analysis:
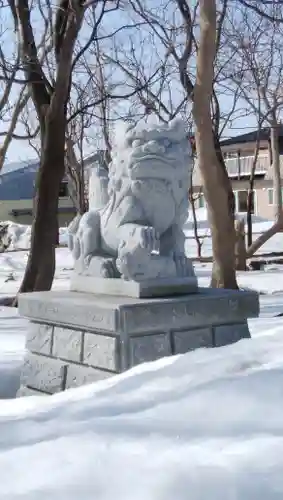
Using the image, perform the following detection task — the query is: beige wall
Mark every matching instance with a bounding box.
[192,178,277,220]
[255,187,276,220]
[192,138,281,220]
[0,197,76,227]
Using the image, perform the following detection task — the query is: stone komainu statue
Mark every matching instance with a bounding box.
[68,119,195,282]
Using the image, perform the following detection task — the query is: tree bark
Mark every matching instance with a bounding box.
[19,110,66,293]
[270,125,282,221]
[65,137,87,214]
[246,219,283,258]
[193,0,237,289]
[246,124,283,258]
[246,189,253,247]
[14,0,85,294]
[247,135,260,247]
[235,218,246,271]
[189,184,203,259]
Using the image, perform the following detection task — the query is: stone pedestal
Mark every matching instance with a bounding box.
[17,287,259,397]
[70,275,198,298]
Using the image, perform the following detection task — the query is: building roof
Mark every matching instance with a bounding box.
[0,159,38,176]
[0,152,102,201]
[0,162,39,200]
[220,126,283,147]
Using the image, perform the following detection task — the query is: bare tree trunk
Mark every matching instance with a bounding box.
[19,111,66,292]
[246,190,253,247]
[189,185,203,259]
[14,0,85,295]
[246,219,283,257]
[65,137,86,214]
[193,0,237,289]
[246,124,283,258]
[247,130,261,247]
[235,218,246,271]
[270,124,282,221]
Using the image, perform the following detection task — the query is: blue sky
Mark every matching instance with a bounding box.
[1,1,259,165]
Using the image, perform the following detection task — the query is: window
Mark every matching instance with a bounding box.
[59,181,68,198]
[234,190,255,214]
[268,188,274,205]
[267,188,283,205]
[224,151,238,159]
[198,193,205,208]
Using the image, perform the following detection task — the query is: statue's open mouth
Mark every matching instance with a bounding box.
[130,153,172,164]
[130,156,186,181]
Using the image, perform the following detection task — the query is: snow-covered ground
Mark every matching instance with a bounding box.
[0,220,68,250]
[0,210,283,299]
[0,215,283,498]
[2,208,283,258]
[1,247,283,301]
[1,305,283,499]
[184,208,283,257]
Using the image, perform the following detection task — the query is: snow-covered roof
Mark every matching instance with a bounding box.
[0,159,39,176]
[0,153,102,201]
[0,160,39,201]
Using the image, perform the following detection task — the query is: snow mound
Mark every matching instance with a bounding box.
[0,209,277,257]
[184,208,281,257]
[185,208,274,233]
[1,318,283,499]
[0,221,68,250]
[0,306,26,399]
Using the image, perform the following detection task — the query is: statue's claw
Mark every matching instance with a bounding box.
[139,226,159,252]
[173,253,193,277]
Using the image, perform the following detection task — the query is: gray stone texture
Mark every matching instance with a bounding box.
[71,274,198,299]
[21,353,68,394]
[52,326,82,362]
[173,327,213,354]
[214,322,250,347]
[26,322,53,355]
[83,332,118,371]
[18,287,259,396]
[19,291,118,332]
[68,120,195,285]
[66,364,111,389]
[18,287,259,334]
[17,386,49,397]
[129,333,171,366]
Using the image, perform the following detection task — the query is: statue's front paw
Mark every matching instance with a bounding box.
[138,226,159,253]
[173,253,193,277]
[117,239,150,281]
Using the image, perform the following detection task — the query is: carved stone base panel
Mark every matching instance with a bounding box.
[17,288,259,396]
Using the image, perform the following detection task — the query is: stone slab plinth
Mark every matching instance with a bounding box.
[17,287,259,396]
[70,275,198,298]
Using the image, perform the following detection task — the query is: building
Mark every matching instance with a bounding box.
[0,153,103,226]
[192,127,283,220]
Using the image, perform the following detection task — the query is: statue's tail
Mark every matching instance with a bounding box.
[67,213,82,253]
[89,164,109,211]
[67,159,109,259]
